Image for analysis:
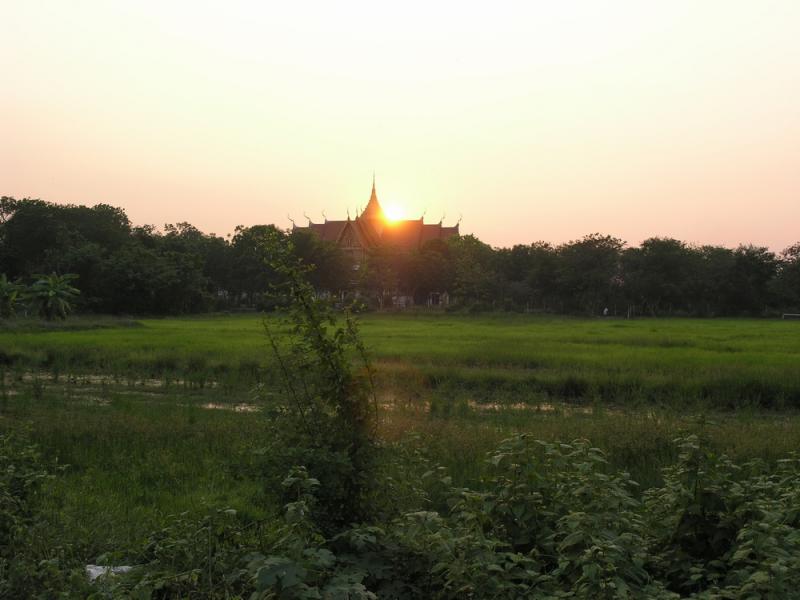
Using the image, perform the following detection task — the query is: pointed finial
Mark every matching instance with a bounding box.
[322,210,327,222]
[368,175,379,205]
[347,207,351,220]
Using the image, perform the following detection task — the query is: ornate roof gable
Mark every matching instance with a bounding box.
[294,177,460,252]
[337,219,370,248]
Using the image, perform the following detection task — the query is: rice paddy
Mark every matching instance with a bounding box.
[2,313,800,555]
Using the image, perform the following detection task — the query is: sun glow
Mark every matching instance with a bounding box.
[384,203,405,223]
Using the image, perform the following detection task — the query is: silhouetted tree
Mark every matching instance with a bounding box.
[229,225,286,307]
[360,246,406,308]
[556,234,624,314]
[775,243,800,311]
[289,229,350,293]
[449,235,499,307]
[728,245,778,315]
[622,238,695,316]
[403,239,454,305]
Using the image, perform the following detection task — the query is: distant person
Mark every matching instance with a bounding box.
[603,307,609,317]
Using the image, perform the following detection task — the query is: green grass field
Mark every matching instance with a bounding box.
[3,313,800,405]
[2,314,800,559]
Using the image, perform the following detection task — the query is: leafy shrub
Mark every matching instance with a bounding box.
[244,467,379,599]
[96,507,256,598]
[378,437,674,599]
[644,433,800,596]
[0,431,89,598]
[257,230,378,534]
[43,428,799,599]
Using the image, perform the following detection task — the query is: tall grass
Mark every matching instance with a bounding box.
[0,385,275,556]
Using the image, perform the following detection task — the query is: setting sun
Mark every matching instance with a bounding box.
[383,203,405,223]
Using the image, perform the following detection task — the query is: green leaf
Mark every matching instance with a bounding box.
[558,531,585,550]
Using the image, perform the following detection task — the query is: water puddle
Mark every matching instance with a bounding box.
[467,400,620,415]
[4,371,216,389]
[201,402,260,413]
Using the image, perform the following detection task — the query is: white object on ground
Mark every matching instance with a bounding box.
[85,564,133,582]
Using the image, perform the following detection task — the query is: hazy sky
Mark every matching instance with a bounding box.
[2,1,799,249]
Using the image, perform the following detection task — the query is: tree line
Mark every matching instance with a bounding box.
[0,197,346,316]
[1,196,799,316]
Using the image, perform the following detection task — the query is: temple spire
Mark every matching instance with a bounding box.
[362,174,384,221]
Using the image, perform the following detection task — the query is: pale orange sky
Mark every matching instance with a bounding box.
[2,1,799,250]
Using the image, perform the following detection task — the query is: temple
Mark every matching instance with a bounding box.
[293,178,460,269]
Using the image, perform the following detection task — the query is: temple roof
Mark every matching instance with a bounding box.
[293,178,460,251]
[421,223,447,244]
[306,221,347,242]
[381,219,423,250]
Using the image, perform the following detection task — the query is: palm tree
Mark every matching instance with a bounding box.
[25,274,80,321]
[0,274,22,318]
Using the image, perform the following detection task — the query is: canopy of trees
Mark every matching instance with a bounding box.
[0,197,348,315]
[1,196,798,316]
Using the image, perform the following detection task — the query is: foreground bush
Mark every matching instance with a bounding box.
[5,426,800,598]
[77,433,797,599]
[0,432,89,598]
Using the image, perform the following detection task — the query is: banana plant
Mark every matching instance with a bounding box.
[0,274,22,318]
[24,273,80,321]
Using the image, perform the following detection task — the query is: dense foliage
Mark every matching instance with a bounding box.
[2,196,799,316]
[0,432,90,597]
[5,428,800,598]
[0,197,347,315]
